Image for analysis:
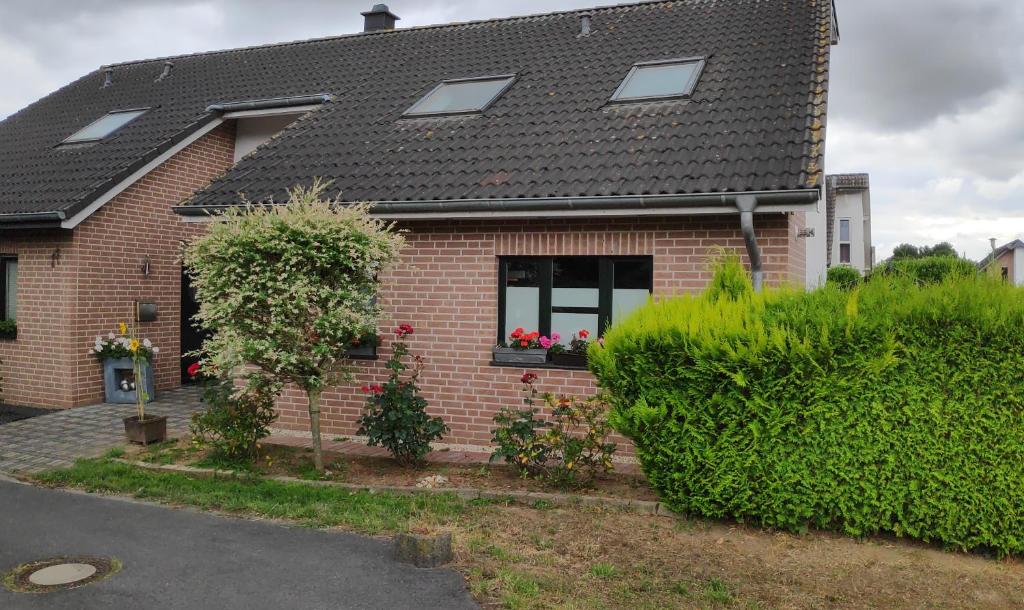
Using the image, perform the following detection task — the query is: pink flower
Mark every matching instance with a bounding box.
[539,336,552,349]
[550,332,561,343]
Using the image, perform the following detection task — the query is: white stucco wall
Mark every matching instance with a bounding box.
[833,190,871,274]
[233,114,303,162]
[805,195,828,288]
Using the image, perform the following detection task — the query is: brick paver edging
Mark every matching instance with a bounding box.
[114,459,678,518]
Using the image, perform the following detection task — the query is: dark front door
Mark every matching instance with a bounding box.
[180,267,204,383]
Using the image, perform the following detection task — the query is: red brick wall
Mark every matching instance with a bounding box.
[0,123,236,408]
[0,231,77,407]
[273,213,798,450]
[68,123,236,405]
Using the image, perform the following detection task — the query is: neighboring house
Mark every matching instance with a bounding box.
[0,1,838,448]
[825,173,873,274]
[980,240,1024,285]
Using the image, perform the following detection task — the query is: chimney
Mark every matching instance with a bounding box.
[102,67,114,88]
[361,4,400,32]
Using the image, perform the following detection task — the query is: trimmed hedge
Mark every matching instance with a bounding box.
[590,262,1024,555]
[874,255,977,284]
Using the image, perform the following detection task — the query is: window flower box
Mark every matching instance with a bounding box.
[492,346,548,364]
[550,352,587,368]
[494,328,549,364]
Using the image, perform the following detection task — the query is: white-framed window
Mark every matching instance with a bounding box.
[404,75,516,117]
[62,109,148,144]
[839,219,852,264]
[610,57,705,103]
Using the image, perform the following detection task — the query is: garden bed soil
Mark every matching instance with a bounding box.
[126,439,657,502]
[0,404,53,425]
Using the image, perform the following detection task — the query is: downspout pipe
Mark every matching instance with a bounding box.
[736,194,763,292]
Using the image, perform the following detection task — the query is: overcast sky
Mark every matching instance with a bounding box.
[1,0,1021,260]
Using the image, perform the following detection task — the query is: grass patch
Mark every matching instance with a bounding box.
[36,459,462,535]
[34,458,1024,610]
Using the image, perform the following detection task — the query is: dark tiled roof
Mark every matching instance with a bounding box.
[0,0,834,218]
[825,173,869,267]
[979,239,1024,268]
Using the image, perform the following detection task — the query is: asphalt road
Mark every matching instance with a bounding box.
[0,479,477,609]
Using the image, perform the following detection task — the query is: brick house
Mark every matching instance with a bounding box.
[0,1,838,449]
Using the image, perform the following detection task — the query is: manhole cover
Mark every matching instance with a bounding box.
[3,556,119,593]
[29,563,97,586]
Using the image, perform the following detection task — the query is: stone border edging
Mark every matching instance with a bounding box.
[113,459,678,517]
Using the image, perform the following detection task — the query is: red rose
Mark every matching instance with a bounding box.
[361,385,371,393]
[187,362,201,378]
[395,323,414,337]
[370,384,385,395]
[578,329,590,339]
[521,372,539,384]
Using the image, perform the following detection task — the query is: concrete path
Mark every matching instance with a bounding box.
[0,387,204,474]
[0,479,477,609]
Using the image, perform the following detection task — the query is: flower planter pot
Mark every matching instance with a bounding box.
[103,358,155,404]
[123,415,167,445]
[551,352,588,368]
[493,347,548,364]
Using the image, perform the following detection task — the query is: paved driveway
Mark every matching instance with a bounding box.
[0,387,203,474]
[0,479,477,609]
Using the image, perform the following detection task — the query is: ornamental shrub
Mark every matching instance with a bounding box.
[590,269,1024,555]
[356,325,448,467]
[826,265,861,290]
[190,375,280,464]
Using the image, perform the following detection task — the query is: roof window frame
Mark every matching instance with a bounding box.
[609,57,706,104]
[403,74,518,118]
[60,108,150,145]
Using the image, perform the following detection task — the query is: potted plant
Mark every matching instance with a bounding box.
[550,329,591,368]
[92,322,165,444]
[0,319,16,340]
[493,328,549,364]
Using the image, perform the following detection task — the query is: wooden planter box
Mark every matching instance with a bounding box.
[103,357,155,404]
[551,352,588,368]
[493,347,548,364]
[123,415,167,445]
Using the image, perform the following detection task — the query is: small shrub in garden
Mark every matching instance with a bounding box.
[490,373,552,474]
[357,324,448,467]
[591,266,1024,555]
[490,373,616,489]
[826,265,861,290]
[190,371,280,464]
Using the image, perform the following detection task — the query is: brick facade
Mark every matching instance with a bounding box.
[0,120,808,455]
[273,214,800,450]
[0,123,236,408]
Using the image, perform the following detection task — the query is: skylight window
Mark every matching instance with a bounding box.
[610,58,705,102]
[404,75,516,117]
[62,109,147,143]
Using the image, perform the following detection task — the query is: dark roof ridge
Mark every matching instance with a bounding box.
[99,0,685,69]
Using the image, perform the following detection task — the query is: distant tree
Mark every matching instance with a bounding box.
[889,242,960,261]
[890,243,921,260]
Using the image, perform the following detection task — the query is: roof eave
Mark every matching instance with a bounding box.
[174,188,822,220]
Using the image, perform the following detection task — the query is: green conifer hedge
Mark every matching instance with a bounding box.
[591,259,1024,554]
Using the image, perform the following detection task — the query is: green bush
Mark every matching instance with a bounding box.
[826,265,862,290]
[357,325,448,466]
[874,255,976,285]
[190,376,279,464]
[590,270,1024,555]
